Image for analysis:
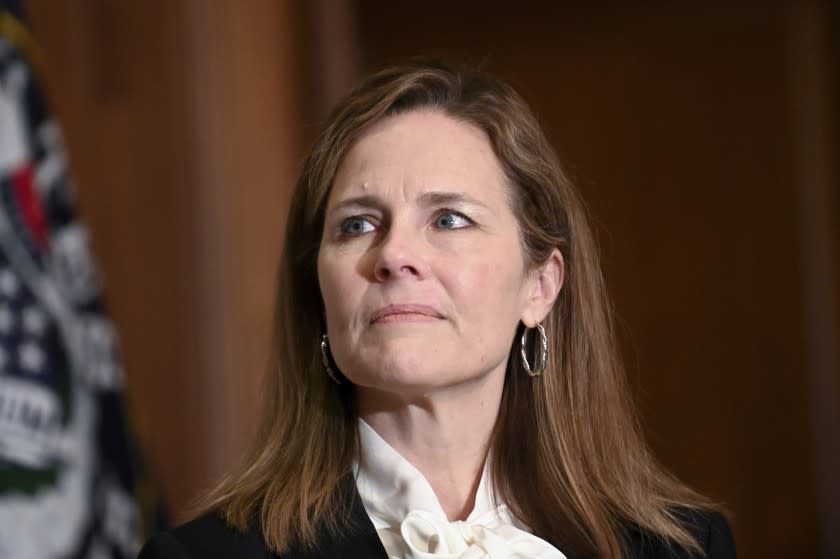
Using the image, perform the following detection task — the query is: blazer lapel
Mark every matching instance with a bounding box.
[283,477,388,559]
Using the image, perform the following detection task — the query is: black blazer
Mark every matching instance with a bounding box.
[139,485,735,559]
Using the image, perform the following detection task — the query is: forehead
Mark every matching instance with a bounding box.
[329,110,509,204]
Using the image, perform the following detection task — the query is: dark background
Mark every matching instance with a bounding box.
[23,1,840,557]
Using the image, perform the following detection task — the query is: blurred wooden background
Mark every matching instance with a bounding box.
[23,1,839,557]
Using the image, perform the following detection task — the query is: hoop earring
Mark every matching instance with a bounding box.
[520,323,548,377]
[320,334,342,384]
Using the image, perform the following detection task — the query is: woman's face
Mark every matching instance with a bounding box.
[317,110,544,396]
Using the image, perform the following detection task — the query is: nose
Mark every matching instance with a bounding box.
[372,224,428,282]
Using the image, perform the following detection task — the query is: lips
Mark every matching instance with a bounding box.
[369,304,443,324]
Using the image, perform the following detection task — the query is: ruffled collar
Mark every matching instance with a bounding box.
[354,419,566,559]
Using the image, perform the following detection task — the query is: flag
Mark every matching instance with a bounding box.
[0,4,157,557]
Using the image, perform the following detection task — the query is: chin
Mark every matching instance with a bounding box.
[337,335,470,392]
[368,354,434,385]
[348,354,455,394]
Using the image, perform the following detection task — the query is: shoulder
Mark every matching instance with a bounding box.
[623,508,736,559]
[138,514,271,559]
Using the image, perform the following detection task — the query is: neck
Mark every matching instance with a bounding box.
[357,369,505,521]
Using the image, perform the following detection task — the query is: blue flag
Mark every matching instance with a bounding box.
[0,6,154,557]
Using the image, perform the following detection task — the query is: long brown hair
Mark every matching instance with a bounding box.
[196,60,717,557]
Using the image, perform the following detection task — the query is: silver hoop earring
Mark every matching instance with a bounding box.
[320,334,342,384]
[520,323,548,377]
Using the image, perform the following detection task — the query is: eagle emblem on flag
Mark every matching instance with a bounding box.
[0,9,145,559]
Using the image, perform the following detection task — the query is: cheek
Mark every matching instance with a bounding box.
[443,258,523,375]
[318,254,363,331]
[318,255,343,324]
[450,256,525,324]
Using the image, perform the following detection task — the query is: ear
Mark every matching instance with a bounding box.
[521,248,565,328]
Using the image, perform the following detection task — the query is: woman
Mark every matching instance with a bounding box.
[140,61,735,558]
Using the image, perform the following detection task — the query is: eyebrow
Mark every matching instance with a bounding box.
[327,190,490,214]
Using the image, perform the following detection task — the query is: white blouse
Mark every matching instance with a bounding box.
[354,419,567,559]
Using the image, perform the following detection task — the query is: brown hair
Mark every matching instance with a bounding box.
[196,60,718,557]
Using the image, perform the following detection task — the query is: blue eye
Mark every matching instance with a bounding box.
[340,217,375,236]
[434,211,472,229]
